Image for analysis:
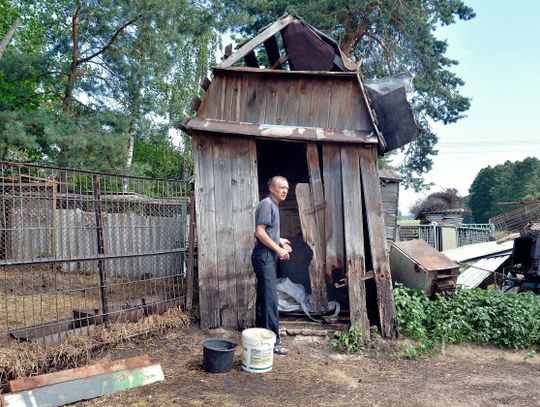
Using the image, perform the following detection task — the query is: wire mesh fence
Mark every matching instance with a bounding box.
[0,161,192,345]
[398,224,493,250]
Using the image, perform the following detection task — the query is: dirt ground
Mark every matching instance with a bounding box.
[72,320,540,407]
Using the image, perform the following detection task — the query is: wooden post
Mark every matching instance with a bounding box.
[185,195,196,310]
[340,146,370,340]
[359,146,398,339]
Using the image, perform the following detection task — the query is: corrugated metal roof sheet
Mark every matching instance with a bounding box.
[443,240,513,263]
[457,255,509,288]
[392,239,458,271]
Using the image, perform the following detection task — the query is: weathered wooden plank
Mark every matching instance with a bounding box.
[307,77,323,128]
[193,134,220,328]
[217,15,294,68]
[275,77,291,126]
[200,73,222,119]
[359,146,398,339]
[306,143,327,289]
[322,144,344,277]
[327,78,342,129]
[1,364,164,407]
[243,72,258,124]
[286,77,300,125]
[296,183,327,314]
[336,78,353,130]
[9,356,151,393]
[340,145,370,340]
[296,77,312,127]
[350,84,373,131]
[263,35,280,67]
[264,80,278,124]
[356,72,386,149]
[212,137,237,328]
[187,118,377,144]
[319,77,333,128]
[231,137,258,329]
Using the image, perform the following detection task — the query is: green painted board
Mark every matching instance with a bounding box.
[1,364,164,407]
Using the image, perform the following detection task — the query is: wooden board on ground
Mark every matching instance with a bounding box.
[358,146,398,339]
[9,355,151,393]
[296,183,328,314]
[340,145,370,340]
[1,364,164,407]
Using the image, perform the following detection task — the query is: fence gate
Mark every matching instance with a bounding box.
[0,162,191,345]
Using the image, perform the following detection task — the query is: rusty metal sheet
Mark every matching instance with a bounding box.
[282,20,335,71]
[187,117,377,144]
[392,239,458,271]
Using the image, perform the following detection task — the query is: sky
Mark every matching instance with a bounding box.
[397,0,540,215]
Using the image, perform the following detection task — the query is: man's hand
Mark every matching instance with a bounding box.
[279,238,292,255]
[276,246,290,261]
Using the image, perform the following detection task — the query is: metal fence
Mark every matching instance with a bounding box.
[0,161,192,345]
[398,224,493,251]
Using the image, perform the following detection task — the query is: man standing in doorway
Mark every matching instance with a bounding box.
[252,176,292,356]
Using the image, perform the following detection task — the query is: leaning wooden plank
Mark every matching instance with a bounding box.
[340,146,370,341]
[9,356,151,393]
[193,134,220,328]
[322,144,344,277]
[358,146,399,339]
[296,183,328,314]
[1,364,164,407]
[217,15,294,68]
[306,143,327,285]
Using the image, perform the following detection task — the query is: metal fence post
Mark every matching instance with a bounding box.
[92,174,108,327]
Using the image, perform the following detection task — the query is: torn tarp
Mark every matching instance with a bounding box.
[365,74,419,152]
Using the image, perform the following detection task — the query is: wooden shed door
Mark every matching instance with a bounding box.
[193,134,258,329]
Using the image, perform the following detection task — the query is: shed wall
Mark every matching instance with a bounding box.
[198,70,373,132]
[193,133,258,329]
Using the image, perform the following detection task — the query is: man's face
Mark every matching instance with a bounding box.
[269,179,289,203]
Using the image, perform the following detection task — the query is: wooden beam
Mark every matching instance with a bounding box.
[263,35,281,66]
[341,145,370,341]
[217,15,294,68]
[359,146,398,339]
[187,118,377,144]
[199,76,211,91]
[1,364,164,407]
[244,50,259,68]
[296,183,327,314]
[9,356,151,393]
[270,54,289,69]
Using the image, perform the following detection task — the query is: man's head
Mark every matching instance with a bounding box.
[268,176,289,204]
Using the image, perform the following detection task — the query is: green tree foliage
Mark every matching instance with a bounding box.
[468,157,540,223]
[0,0,224,177]
[223,0,475,190]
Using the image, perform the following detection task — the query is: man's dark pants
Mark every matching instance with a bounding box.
[251,247,280,345]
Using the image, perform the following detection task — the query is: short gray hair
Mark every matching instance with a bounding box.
[268,175,287,189]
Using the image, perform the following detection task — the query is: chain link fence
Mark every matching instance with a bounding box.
[0,161,192,345]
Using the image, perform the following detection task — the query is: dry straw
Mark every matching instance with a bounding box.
[0,307,190,393]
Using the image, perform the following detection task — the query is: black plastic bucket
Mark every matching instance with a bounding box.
[202,338,237,373]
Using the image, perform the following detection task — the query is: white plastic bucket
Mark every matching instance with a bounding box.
[241,328,276,373]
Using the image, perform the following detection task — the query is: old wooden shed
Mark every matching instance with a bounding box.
[186,15,417,339]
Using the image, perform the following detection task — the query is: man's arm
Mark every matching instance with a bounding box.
[255,224,290,260]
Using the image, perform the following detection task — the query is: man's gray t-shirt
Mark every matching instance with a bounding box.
[254,196,280,249]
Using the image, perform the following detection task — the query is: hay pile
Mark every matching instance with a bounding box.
[0,307,190,393]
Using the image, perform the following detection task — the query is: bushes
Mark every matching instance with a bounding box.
[394,284,540,350]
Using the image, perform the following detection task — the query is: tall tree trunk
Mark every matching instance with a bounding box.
[0,17,20,60]
[63,2,81,113]
[122,113,138,191]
